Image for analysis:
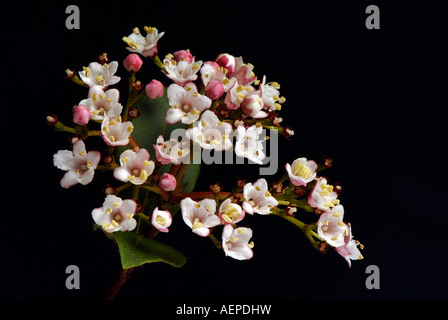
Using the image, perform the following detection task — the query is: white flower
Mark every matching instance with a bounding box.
[153,135,190,165]
[123,26,164,58]
[186,110,233,151]
[78,61,120,89]
[79,85,123,121]
[317,204,346,247]
[224,81,255,110]
[101,116,134,146]
[163,55,203,86]
[113,148,155,185]
[218,198,245,225]
[335,223,364,267]
[307,177,339,212]
[259,76,284,111]
[165,83,212,124]
[285,157,318,187]
[230,56,257,86]
[222,224,254,260]
[151,207,172,233]
[242,178,278,215]
[200,61,236,92]
[234,124,266,164]
[180,197,221,237]
[53,140,101,188]
[92,195,137,233]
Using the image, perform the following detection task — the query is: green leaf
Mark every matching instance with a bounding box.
[112,231,186,269]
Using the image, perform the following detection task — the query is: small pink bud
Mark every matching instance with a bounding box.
[173,50,193,63]
[215,53,237,74]
[158,173,177,192]
[205,80,225,100]
[72,104,91,125]
[145,79,165,99]
[123,53,143,72]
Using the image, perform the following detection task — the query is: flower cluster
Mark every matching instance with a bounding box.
[49,25,363,268]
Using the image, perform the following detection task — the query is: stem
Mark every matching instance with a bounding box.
[140,184,170,201]
[270,211,306,230]
[115,182,133,195]
[104,267,134,300]
[172,163,190,195]
[208,233,222,249]
[86,130,102,137]
[152,55,165,71]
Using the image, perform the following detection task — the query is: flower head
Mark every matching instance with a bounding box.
[92,195,137,233]
[163,52,203,86]
[78,61,120,89]
[113,148,155,185]
[165,83,212,124]
[335,223,364,267]
[101,116,134,146]
[186,110,233,151]
[123,26,164,58]
[317,204,346,247]
[219,198,245,225]
[234,124,266,164]
[222,224,254,260]
[151,207,172,233]
[79,85,122,121]
[307,177,339,212]
[285,157,318,187]
[242,178,278,215]
[153,135,190,165]
[180,197,220,237]
[53,140,101,188]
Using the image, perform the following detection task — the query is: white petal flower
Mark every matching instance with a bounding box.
[165,83,212,124]
[222,224,254,260]
[307,177,339,212]
[317,204,346,247]
[229,56,257,86]
[78,61,120,89]
[79,85,123,121]
[163,55,203,86]
[151,207,172,233]
[218,198,245,225]
[92,195,137,233]
[285,157,318,187]
[186,110,233,151]
[113,148,155,185]
[242,178,278,215]
[259,76,283,111]
[180,197,221,237]
[153,135,189,165]
[234,124,266,164]
[224,81,255,110]
[101,116,134,146]
[53,140,101,188]
[200,61,236,92]
[335,223,364,267]
[123,26,164,58]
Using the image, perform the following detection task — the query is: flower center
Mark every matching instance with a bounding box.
[292,162,311,180]
[155,215,166,226]
[192,218,203,230]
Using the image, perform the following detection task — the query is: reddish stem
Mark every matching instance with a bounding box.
[104,267,134,300]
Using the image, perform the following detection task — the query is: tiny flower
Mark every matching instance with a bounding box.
[173,49,194,63]
[180,197,221,237]
[163,52,203,86]
[259,76,284,111]
[224,81,255,110]
[123,53,143,72]
[285,157,318,187]
[242,178,278,215]
[151,207,172,233]
[219,198,245,225]
[113,148,155,185]
[230,56,257,86]
[158,173,177,192]
[101,116,134,146]
[234,124,266,164]
[53,140,101,188]
[92,195,137,233]
[123,26,164,58]
[78,61,121,89]
[165,83,212,124]
[335,223,364,267]
[145,79,165,99]
[240,87,268,118]
[317,204,347,247]
[222,224,254,260]
[307,177,339,212]
[215,53,237,74]
[204,80,225,100]
[153,135,190,165]
[186,110,233,151]
[72,104,91,125]
[200,61,236,95]
[79,85,123,121]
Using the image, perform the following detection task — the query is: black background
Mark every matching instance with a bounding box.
[2,0,448,301]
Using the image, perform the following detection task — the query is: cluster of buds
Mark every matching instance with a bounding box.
[48,25,363,267]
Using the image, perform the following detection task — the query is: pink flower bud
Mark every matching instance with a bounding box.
[123,53,143,72]
[215,53,237,74]
[145,79,165,99]
[72,104,91,125]
[158,173,177,192]
[205,80,224,100]
[173,50,193,63]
